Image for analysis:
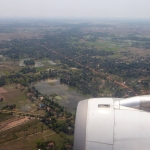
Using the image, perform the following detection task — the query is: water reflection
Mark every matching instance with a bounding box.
[34,78,91,112]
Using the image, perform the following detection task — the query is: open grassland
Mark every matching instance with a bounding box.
[0,113,12,122]
[128,47,150,57]
[32,110,46,116]
[1,84,36,112]
[0,119,48,142]
[2,90,28,110]
[0,116,29,133]
[2,90,27,103]
[0,132,64,150]
[0,28,42,41]
[0,61,21,74]
[0,117,67,150]
[3,84,17,91]
[69,38,122,51]
[0,84,47,116]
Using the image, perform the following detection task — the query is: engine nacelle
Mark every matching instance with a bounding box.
[74,95,150,150]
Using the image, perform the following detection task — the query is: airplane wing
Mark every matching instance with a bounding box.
[74,95,150,150]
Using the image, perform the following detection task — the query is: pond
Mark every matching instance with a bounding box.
[34,79,92,112]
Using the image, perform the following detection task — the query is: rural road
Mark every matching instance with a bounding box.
[37,43,133,92]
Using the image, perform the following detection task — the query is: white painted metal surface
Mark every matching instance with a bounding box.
[74,100,88,150]
[114,109,150,150]
[86,142,112,150]
[86,98,114,145]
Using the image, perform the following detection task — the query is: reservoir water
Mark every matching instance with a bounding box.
[34,79,92,112]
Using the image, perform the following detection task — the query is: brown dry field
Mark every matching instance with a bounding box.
[0,61,22,72]
[83,25,150,36]
[0,30,41,41]
[0,88,7,94]
[0,65,14,70]
[0,118,62,150]
[0,117,29,132]
[1,84,45,114]
[128,47,150,56]
[0,26,69,42]
[3,84,16,91]
[2,90,27,103]
[0,130,57,150]
[1,85,29,111]
[0,93,5,99]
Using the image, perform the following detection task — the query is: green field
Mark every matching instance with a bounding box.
[0,118,67,150]
[0,132,65,150]
[0,61,22,73]
[68,38,122,52]
[0,113,12,122]
[49,82,56,86]
[55,96,64,100]
[1,84,40,113]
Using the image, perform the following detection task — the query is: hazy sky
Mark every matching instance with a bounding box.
[0,0,150,19]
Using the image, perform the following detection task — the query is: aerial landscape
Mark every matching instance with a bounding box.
[0,0,150,150]
[0,18,150,150]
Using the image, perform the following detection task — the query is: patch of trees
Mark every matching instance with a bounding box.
[102,60,150,79]
[24,59,35,66]
[1,104,16,110]
[20,67,36,74]
[0,77,6,87]
[132,42,150,49]
[37,140,72,150]
[37,140,56,150]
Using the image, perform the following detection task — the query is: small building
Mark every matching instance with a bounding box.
[0,98,3,101]
[47,107,50,111]
[39,103,44,109]
[68,127,72,130]
[48,142,54,147]
[32,96,37,101]
[39,96,44,101]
